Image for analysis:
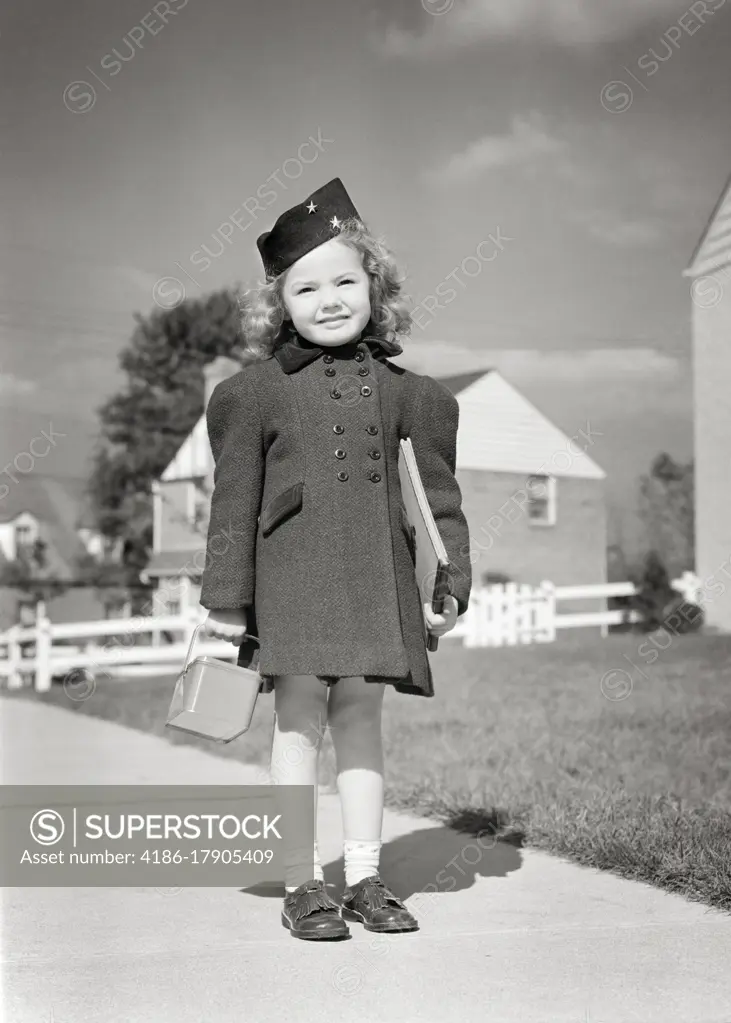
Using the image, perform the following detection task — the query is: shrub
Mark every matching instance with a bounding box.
[632,550,677,633]
[481,571,512,586]
[631,550,703,634]
[662,594,704,635]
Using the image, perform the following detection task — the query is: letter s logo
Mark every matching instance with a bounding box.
[30,809,65,845]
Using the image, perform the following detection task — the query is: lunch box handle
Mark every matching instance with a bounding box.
[183,622,260,670]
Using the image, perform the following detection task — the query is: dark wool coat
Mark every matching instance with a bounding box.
[199,333,472,697]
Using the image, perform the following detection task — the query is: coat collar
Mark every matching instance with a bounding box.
[272,326,403,374]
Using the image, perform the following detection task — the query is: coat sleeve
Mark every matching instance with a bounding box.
[199,370,264,611]
[409,374,472,617]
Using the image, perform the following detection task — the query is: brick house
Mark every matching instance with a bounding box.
[142,356,607,616]
[683,171,731,631]
[441,369,606,599]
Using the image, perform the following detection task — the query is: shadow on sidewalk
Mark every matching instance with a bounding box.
[240,812,524,900]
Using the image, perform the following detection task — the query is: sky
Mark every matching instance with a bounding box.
[1,0,730,552]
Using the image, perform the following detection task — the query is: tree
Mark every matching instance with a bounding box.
[638,453,694,579]
[86,288,249,581]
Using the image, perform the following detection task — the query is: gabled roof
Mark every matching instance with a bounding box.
[436,369,487,396]
[141,549,204,581]
[0,585,133,628]
[441,370,605,479]
[0,474,85,525]
[683,171,731,279]
[0,476,91,579]
[161,413,211,481]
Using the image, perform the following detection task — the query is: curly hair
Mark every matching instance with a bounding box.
[239,218,413,360]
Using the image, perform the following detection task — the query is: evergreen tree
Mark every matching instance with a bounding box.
[638,453,694,579]
[632,549,678,633]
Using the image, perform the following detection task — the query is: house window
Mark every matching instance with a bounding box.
[526,475,556,526]
[15,523,34,549]
[191,482,209,532]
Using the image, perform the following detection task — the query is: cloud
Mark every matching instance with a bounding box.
[423,113,663,250]
[0,373,37,396]
[572,208,663,247]
[391,343,687,393]
[379,0,691,55]
[485,347,684,386]
[115,265,162,292]
[424,113,563,184]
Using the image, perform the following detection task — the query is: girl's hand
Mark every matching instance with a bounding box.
[203,608,248,645]
[423,595,459,638]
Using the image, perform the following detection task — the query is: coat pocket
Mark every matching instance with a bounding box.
[261,482,304,537]
[399,504,417,563]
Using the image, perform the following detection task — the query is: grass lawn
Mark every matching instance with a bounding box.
[5,631,731,911]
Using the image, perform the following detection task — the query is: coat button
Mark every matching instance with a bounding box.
[360,385,372,396]
[358,366,369,376]
[369,471,382,483]
[323,354,334,363]
[335,448,346,459]
[354,351,364,362]
[330,389,341,399]
[337,470,349,481]
[325,367,336,376]
[333,424,344,434]
[366,425,378,435]
[369,449,381,460]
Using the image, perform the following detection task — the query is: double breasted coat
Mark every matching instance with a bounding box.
[199,331,472,697]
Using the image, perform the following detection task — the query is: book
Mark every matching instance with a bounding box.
[398,436,453,652]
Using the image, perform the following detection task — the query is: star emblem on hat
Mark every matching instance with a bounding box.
[257,179,359,274]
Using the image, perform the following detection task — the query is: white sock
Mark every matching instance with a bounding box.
[343,839,381,888]
[285,841,324,893]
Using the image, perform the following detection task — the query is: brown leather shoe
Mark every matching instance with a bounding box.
[341,875,419,933]
[281,879,350,940]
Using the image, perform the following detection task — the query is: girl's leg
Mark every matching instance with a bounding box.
[327,677,386,886]
[270,674,328,891]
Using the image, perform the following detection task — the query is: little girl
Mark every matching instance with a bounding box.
[200,177,472,940]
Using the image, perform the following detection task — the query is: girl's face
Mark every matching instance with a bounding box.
[281,238,371,346]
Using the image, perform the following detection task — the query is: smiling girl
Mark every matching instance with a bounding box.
[200,177,472,940]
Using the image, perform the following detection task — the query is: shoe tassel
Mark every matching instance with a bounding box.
[289,883,338,923]
[355,877,404,913]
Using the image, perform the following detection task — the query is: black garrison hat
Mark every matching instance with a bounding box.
[256,177,363,277]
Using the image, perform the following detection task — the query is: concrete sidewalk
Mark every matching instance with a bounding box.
[2,698,730,1023]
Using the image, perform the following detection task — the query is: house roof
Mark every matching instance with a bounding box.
[160,367,495,484]
[436,370,487,396]
[0,585,135,629]
[161,413,211,482]
[158,363,605,485]
[683,171,731,278]
[0,476,91,579]
[141,548,205,581]
[43,587,119,624]
[440,370,605,479]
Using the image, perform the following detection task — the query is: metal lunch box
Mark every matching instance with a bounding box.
[166,623,261,744]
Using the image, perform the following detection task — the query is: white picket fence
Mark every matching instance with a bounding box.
[438,572,700,647]
[0,573,701,692]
